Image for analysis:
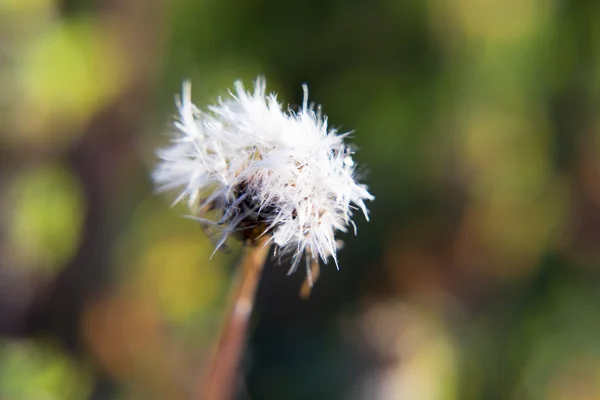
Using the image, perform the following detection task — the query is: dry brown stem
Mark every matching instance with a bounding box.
[200,235,271,400]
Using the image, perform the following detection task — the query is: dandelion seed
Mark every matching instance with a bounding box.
[153,77,373,281]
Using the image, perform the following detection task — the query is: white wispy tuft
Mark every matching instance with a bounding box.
[153,77,373,274]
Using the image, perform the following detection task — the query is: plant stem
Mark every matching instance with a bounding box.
[200,235,271,400]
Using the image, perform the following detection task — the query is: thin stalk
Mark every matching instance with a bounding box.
[200,235,271,400]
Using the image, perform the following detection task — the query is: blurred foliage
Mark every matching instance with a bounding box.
[7,164,84,272]
[0,340,92,399]
[2,0,600,399]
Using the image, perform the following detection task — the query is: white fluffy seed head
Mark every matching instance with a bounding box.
[153,77,374,273]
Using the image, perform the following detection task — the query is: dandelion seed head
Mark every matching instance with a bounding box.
[153,77,373,273]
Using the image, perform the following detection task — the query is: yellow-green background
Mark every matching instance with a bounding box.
[2,0,600,399]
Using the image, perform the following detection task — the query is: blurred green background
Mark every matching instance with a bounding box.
[2,0,600,399]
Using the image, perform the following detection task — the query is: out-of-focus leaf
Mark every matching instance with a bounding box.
[12,17,127,147]
[7,164,84,272]
[0,341,92,399]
